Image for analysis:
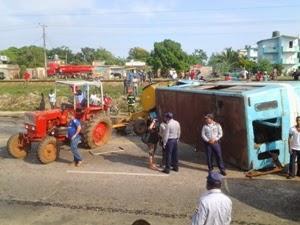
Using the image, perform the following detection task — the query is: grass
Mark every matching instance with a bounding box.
[0,82,127,111]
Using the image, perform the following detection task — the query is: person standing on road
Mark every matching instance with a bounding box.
[159,118,167,168]
[201,114,226,176]
[192,172,232,225]
[146,116,160,170]
[287,116,300,179]
[68,114,82,167]
[162,112,181,174]
[48,89,56,109]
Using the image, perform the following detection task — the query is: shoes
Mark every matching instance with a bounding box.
[172,167,179,172]
[287,175,295,179]
[76,161,83,167]
[220,170,227,176]
[162,169,170,174]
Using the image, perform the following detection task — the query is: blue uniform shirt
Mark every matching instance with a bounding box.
[68,119,81,139]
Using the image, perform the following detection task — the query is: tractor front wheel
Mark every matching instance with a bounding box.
[84,115,112,149]
[7,134,28,158]
[37,136,58,164]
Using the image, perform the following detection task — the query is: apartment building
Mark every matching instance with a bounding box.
[257,31,300,73]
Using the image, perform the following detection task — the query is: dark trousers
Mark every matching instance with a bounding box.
[289,150,300,176]
[204,142,225,172]
[165,139,178,171]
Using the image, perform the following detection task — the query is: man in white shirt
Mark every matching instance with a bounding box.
[287,116,300,179]
[192,172,232,225]
[162,112,181,174]
[201,114,226,176]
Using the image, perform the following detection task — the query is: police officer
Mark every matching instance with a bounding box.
[162,112,181,174]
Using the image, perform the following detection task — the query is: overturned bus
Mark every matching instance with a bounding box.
[156,82,300,171]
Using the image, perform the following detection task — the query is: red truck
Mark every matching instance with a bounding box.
[47,62,93,78]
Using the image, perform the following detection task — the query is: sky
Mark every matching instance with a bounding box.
[0,0,300,57]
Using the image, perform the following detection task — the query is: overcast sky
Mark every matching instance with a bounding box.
[1,0,300,57]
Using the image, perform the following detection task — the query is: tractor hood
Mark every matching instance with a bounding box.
[24,109,62,125]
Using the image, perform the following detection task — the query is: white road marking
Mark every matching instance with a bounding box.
[66,170,168,177]
[89,149,124,156]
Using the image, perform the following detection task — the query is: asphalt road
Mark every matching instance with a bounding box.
[0,117,299,225]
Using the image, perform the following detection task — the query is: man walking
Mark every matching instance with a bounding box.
[287,116,300,179]
[162,112,181,174]
[192,172,232,225]
[68,114,82,167]
[201,114,226,176]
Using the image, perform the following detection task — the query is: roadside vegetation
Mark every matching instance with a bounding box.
[0,82,128,111]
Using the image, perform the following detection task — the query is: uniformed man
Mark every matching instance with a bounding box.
[162,112,181,174]
[192,172,232,225]
[201,114,226,176]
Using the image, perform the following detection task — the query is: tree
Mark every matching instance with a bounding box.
[208,48,241,74]
[128,47,150,62]
[189,49,208,65]
[239,57,257,73]
[94,48,125,65]
[273,63,284,75]
[0,47,19,64]
[256,59,272,74]
[17,46,44,68]
[47,46,73,63]
[81,47,96,64]
[147,39,190,75]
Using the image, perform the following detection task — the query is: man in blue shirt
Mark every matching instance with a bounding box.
[68,114,82,166]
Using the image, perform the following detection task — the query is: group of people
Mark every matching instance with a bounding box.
[59,94,300,224]
[124,70,146,97]
[142,112,231,224]
[143,112,181,174]
[143,112,227,176]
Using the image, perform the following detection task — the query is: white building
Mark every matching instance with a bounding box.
[245,45,258,62]
[238,46,258,62]
[257,31,300,73]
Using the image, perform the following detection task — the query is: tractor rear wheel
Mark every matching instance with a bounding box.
[133,118,147,136]
[84,115,112,149]
[37,136,58,164]
[7,134,27,158]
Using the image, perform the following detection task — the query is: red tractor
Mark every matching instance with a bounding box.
[6,80,112,164]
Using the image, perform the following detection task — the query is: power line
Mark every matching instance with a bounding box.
[3,4,300,17]
[1,17,298,32]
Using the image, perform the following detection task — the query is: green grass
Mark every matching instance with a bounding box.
[0,82,127,111]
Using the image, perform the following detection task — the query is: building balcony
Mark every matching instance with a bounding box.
[281,58,299,64]
[281,46,299,52]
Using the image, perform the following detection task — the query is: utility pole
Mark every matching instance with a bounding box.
[39,23,47,77]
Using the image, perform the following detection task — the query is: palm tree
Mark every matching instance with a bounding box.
[209,48,240,74]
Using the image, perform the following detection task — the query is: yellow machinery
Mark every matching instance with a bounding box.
[112,81,174,135]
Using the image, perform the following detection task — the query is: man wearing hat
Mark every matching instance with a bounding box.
[162,112,181,174]
[192,172,232,225]
[201,114,226,176]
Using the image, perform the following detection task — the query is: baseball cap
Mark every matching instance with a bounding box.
[207,172,223,185]
[204,113,214,120]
